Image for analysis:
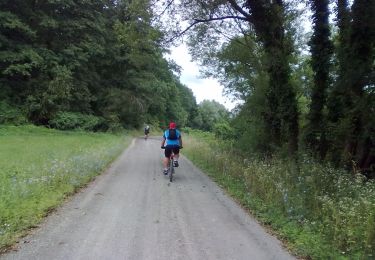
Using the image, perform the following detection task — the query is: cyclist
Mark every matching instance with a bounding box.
[161,122,182,175]
[144,125,150,139]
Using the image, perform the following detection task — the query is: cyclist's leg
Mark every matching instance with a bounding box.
[163,147,172,174]
[172,147,180,167]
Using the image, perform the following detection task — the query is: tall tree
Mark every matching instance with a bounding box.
[0,1,41,106]
[343,0,375,172]
[242,0,299,154]
[305,0,333,158]
[326,0,375,172]
[327,0,351,125]
[326,0,351,164]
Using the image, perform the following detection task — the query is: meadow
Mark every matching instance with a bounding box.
[183,129,375,260]
[0,125,131,251]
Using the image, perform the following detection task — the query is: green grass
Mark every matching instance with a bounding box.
[183,130,375,260]
[0,125,131,251]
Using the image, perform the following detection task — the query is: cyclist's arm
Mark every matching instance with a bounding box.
[161,136,166,147]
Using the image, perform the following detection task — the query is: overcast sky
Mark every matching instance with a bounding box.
[167,44,237,111]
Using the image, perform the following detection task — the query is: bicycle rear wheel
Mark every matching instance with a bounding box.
[169,159,174,182]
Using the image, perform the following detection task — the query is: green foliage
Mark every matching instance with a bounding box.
[0,9,38,78]
[230,72,272,154]
[0,0,198,130]
[304,0,333,157]
[166,0,301,153]
[0,125,130,250]
[324,0,375,173]
[0,48,42,77]
[213,121,234,140]
[0,101,27,125]
[208,35,264,100]
[183,131,375,259]
[193,100,229,131]
[161,0,371,174]
[26,65,73,124]
[48,112,104,131]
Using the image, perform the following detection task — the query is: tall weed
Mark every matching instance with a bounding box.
[183,130,375,259]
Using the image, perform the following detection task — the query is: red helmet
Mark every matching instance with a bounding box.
[169,122,176,129]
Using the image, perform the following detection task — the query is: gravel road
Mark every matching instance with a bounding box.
[1,137,295,260]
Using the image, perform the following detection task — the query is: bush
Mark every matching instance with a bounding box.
[49,112,104,131]
[0,101,27,125]
[213,122,235,140]
[181,127,191,134]
[101,114,124,132]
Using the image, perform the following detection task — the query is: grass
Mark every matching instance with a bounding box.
[0,125,131,251]
[182,129,375,260]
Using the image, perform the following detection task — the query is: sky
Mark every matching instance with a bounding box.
[167,44,237,111]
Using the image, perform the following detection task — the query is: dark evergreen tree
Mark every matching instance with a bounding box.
[0,1,41,109]
[326,0,351,164]
[343,0,375,173]
[327,0,375,173]
[305,0,333,158]
[239,0,299,154]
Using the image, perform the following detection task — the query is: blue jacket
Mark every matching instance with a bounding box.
[163,129,181,146]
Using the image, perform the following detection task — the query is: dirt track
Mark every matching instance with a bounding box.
[1,137,295,260]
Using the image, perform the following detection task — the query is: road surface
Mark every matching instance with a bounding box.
[1,137,295,260]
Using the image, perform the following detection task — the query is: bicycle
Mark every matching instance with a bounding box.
[144,126,150,140]
[144,130,149,140]
[161,146,182,182]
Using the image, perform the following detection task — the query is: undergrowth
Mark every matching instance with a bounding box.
[183,129,375,260]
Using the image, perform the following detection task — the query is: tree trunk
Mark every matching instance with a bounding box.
[244,0,299,154]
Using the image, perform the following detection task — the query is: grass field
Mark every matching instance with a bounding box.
[0,125,131,251]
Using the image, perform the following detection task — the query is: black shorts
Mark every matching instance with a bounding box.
[164,145,180,158]
[144,130,149,135]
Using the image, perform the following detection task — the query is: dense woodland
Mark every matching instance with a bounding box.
[0,0,374,176]
[0,0,201,130]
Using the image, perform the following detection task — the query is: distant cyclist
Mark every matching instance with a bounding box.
[144,125,150,140]
[161,122,182,175]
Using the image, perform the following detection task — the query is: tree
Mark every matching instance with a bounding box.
[304,0,333,158]
[194,100,229,131]
[0,1,42,110]
[157,0,300,155]
[0,0,110,124]
[342,0,375,172]
[0,0,199,130]
[326,0,375,173]
[199,34,272,152]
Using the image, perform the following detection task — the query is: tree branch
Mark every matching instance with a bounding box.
[160,0,175,17]
[165,15,248,43]
[194,15,248,23]
[227,0,251,20]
